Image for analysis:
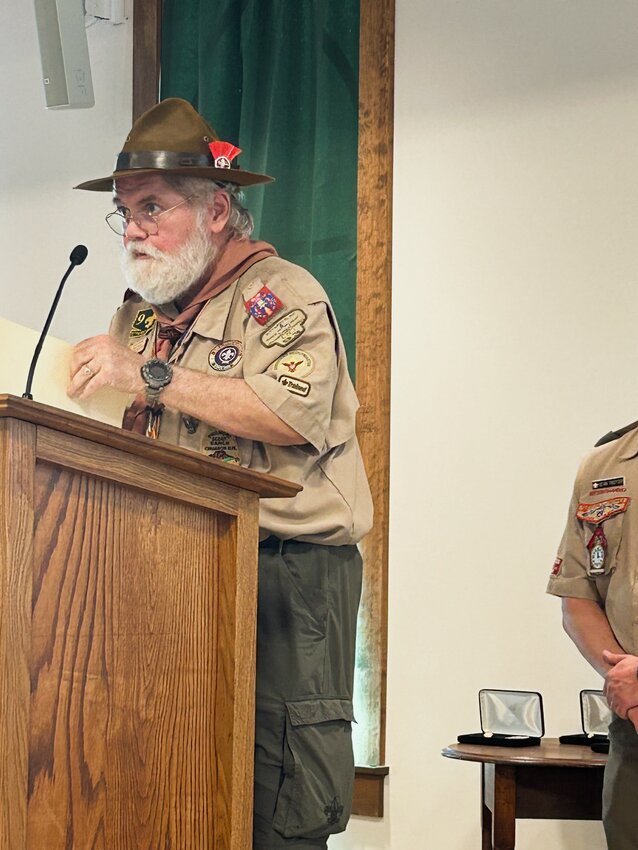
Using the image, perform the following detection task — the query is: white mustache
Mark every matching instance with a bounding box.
[125,243,164,259]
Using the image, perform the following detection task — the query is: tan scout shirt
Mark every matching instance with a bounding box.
[547,428,638,655]
[110,256,373,546]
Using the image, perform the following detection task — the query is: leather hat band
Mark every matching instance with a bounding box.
[115,150,231,171]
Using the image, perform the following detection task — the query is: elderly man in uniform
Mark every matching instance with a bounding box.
[547,420,638,850]
[69,98,373,850]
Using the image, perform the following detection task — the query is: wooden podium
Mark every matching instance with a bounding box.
[0,394,300,850]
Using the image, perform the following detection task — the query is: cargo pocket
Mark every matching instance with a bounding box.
[272,698,355,840]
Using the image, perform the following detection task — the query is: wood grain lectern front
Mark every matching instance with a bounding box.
[0,394,300,850]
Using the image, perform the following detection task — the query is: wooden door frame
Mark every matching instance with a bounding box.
[131,0,394,817]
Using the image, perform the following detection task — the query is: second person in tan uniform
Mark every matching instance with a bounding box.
[548,423,638,850]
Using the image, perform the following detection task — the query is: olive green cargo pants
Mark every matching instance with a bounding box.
[603,716,638,848]
[253,538,363,850]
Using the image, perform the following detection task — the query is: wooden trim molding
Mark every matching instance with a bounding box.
[132,0,162,120]
[352,766,390,818]
[132,0,395,816]
[356,0,394,775]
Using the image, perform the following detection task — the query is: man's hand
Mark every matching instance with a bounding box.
[603,649,638,721]
[627,707,638,735]
[68,335,145,400]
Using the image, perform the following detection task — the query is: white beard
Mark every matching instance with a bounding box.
[120,224,218,305]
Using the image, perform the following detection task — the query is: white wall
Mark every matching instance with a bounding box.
[335,2,638,849]
[3,2,638,849]
[0,0,132,344]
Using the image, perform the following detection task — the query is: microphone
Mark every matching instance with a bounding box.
[22,245,89,400]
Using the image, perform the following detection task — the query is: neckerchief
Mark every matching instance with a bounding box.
[122,237,277,434]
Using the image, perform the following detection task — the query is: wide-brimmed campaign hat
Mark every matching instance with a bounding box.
[74,97,273,192]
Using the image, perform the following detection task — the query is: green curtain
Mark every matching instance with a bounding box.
[161,0,360,377]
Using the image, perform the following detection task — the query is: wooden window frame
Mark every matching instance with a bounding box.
[131,0,394,818]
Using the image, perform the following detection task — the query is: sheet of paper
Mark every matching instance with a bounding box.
[0,316,129,427]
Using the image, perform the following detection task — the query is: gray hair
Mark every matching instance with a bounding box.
[163,174,254,239]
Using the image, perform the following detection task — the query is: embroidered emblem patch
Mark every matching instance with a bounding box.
[551,557,562,576]
[592,477,625,491]
[129,308,156,338]
[576,497,630,525]
[278,375,311,397]
[244,286,284,325]
[209,340,243,372]
[273,349,314,378]
[324,797,344,826]
[204,430,241,464]
[587,527,607,575]
[260,309,308,348]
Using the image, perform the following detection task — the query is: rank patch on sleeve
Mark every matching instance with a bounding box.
[576,497,630,525]
[129,308,156,338]
[551,557,563,576]
[244,286,284,326]
[273,349,314,378]
[278,375,311,397]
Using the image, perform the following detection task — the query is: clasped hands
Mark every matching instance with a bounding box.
[68,335,145,400]
[603,649,638,731]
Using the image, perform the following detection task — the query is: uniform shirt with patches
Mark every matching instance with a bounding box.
[109,255,373,546]
[547,429,638,654]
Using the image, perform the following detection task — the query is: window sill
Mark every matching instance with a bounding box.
[352,765,389,817]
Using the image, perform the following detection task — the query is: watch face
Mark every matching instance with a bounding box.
[142,358,173,389]
[148,362,168,380]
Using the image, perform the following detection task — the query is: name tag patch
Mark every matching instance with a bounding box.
[591,477,625,491]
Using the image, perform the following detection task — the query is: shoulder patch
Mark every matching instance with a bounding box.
[244,285,284,326]
[595,420,638,447]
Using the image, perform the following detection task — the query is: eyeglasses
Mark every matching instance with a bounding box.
[105,196,193,236]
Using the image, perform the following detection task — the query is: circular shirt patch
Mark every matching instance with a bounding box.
[273,349,314,379]
[209,341,243,372]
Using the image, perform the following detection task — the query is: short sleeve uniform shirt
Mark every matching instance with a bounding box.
[110,256,373,546]
[547,428,638,655]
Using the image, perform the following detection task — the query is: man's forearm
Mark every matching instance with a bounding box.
[68,333,307,446]
[561,596,625,677]
[161,364,306,446]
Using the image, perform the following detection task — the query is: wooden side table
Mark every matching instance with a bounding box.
[442,738,607,850]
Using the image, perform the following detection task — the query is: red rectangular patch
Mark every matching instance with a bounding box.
[244,286,284,326]
[551,557,563,576]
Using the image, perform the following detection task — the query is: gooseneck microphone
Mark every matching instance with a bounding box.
[22,245,89,400]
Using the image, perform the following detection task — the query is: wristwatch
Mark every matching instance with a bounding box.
[140,357,173,405]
